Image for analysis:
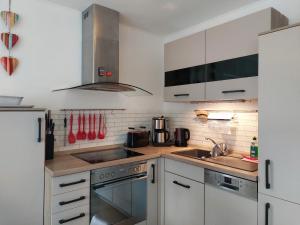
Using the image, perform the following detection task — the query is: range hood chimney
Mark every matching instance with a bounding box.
[54,4,152,95]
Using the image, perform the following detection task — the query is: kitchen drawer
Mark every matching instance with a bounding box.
[165,159,204,183]
[52,172,90,195]
[52,188,90,214]
[205,76,258,101]
[164,83,205,102]
[52,205,89,225]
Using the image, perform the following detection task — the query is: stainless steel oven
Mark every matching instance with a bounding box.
[90,162,147,225]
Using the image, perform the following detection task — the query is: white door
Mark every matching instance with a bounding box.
[0,111,45,225]
[205,184,257,225]
[147,159,158,225]
[258,26,300,204]
[164,172,204,225]
[258,193,300,225]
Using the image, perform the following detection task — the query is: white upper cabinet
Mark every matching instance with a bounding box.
[164,31,205,72]
[258,25,300,204]
[206,8,288,63]
[164,8,288,102]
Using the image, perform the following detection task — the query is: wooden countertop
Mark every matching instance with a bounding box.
[45,145,258,181]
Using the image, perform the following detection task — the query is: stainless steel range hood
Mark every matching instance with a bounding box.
[54,4,152,96]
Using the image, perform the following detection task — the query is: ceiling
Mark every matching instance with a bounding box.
[48,0,260,36]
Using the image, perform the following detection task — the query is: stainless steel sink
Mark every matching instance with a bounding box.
[172,149,212,159]
[172,149,258,172]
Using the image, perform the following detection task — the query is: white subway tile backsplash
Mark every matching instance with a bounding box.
[52,108,258,153]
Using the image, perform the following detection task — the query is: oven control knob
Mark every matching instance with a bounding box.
[100,173,105,180]
[111,172,115,178]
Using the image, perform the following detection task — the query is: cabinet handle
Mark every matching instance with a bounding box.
[59,213,85,224]
[59,196,86,206]
[265,203,270,225]
[151,164,155,184]
[37,118,42,142]
[266,160,271,189]
[222,90,245,94]
[173,180,190,189]
[174,94,190,97]
[59,179,86,188]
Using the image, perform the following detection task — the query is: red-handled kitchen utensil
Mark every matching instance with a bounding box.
[98,113,103,139]
[68,113,76,144]
[81,113,87,140]
[88,114,93,140]
[92,113,97,140]
[76,113,82,140]
[98,113,107,139]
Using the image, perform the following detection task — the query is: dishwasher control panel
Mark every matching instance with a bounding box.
[205,169,258,200]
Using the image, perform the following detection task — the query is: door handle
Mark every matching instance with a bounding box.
[265,203,270,225]
[59,196,86,206]
[59,213,85,224]
[222,90,245,94]
[265,160,271,189]
[173,180,190,189]
[151,164,155,184]
[37,118,42,142]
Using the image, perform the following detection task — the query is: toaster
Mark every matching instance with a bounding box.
[126,127,150,148]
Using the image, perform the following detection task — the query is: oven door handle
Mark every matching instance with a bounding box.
[92,174,147,190]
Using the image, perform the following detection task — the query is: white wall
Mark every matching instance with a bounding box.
[0,0,164,112]
[165,0,300,42]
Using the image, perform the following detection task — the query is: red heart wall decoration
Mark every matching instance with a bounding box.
[0,57,18,75]
[1,33,19,49]
[0,11,19,29]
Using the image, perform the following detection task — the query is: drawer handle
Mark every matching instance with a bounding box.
[59,179,86,188]
[59,196,86,206]
[222,90,245,94]
[59,213,85,224]
[173,180,190,189]
[174,94,189,97]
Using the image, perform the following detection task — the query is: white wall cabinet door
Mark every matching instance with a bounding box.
[164,172,204,225]
[164,83,205,102]
[258,194,300,225]
[147,159,158,225]
[164,31,205,72]
[0,111,45,225]
[258,26,300,204]
[206,8,287,63]
[206,76,258,101]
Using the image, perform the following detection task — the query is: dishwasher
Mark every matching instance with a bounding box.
[205,170,257,225]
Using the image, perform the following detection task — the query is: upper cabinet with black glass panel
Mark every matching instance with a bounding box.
[206,54,258,82]
[163,8,288,102]
[206,8,288,64]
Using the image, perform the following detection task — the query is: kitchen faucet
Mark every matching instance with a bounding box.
[205,137,228,157]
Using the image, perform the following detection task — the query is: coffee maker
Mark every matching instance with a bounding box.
[152,116,170,146]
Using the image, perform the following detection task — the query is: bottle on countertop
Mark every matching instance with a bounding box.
[250,136,258,159]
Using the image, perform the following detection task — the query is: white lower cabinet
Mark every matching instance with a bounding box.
[52,205,89,225]
[205,184,257,225]
[44,171,90,225]
[258,193,300,225]
[164,172,204,225]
